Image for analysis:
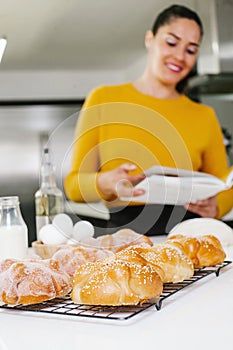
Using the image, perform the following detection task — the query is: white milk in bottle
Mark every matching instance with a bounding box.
[0,196,28,260]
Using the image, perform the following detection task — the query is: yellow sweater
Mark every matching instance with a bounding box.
[64,83,233,218]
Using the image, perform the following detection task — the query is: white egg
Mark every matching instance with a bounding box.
[39,224,68,245]
[72,220,95,243]
[52,213,73,240]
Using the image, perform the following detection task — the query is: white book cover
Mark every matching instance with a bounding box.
[121,166,233,205]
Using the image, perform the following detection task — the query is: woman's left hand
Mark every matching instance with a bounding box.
[184,196,218,218]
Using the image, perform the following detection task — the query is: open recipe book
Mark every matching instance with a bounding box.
[121,166,233,205]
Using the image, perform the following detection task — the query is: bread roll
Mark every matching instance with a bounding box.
[52,245,114,277]
[168,218,233,247]
[71,257,163,306]
[95,228,153,252]
[115,246,165,282]
[167,234,226,268]
[0,258,72,305]
[116,244,194,283]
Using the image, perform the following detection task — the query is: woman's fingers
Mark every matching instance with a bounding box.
[97,163,146,198]
[184,196,218,218]
[115,178,145,198]
[119,163,146,185]
[119,163,138,172]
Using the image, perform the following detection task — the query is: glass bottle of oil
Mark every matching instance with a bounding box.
[35,147,64,239]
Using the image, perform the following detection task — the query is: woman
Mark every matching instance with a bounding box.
[64,5,233,235]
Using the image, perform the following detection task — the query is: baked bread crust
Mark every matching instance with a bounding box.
[52,245,114,277]
[116,244,194,283]
[166,234,226,268]
[71,254,163,306]
[0,258,72,305]
[95,228,153,252]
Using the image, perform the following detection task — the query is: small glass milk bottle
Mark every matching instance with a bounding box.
[0,196,28,260]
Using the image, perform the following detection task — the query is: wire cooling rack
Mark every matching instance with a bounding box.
[0,260,231,321]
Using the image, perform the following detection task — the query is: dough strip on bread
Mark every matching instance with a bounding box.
[115,244,194,283]
[166,234,226,268]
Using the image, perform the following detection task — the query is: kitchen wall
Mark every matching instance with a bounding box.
[0,69,128,101]
[0,102,83,244]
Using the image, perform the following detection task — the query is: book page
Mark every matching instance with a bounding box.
[144,166,224,185]
[121,167,228,205]
[226,168,233,187]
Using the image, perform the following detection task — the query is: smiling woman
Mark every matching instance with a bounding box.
[64,4,233,236]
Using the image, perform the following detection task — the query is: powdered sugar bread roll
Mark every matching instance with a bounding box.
[95,228,153,252]
[52,245,114,277]
[0,258,72,305]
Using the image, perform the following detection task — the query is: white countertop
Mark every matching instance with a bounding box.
[0,237,233,350]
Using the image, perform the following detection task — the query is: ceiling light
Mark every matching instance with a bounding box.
[0,38,7,63]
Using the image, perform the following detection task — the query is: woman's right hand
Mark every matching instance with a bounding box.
[97,163,146,199]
